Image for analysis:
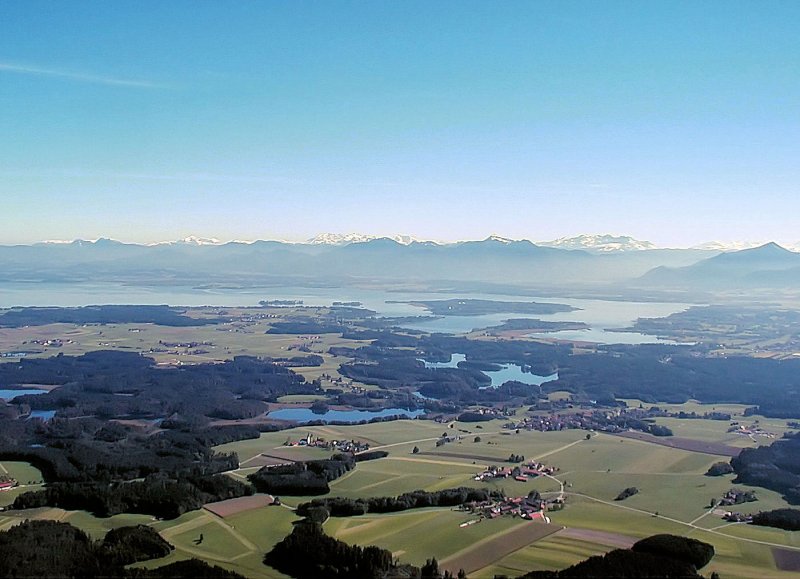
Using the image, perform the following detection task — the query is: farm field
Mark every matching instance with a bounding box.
[3,406,799,577]
[0,461,44,507]
[208,415,800,577]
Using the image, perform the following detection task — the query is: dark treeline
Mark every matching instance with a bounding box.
[731,434,800,504]
[0,417,246,483]
[0,305,226,327]
[518,534,714,579]
[751,508,800,531]
[297,487,502,517]
[267,321,346,334]
[248,454,355,495]
[264,522,396,579]
[0,520,245,579]
[551,344,800,415]
[12,472,251,519]
[354,450,389,462]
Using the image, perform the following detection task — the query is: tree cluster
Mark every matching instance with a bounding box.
[751,508,800,531]
[248,454,355,495]
[705,462,734,477]
[297,487,501,517]
[264,522,394,579]
[12,473,251,519]
[731,434,800,503]
[615,487,639,501]
[518,534,714,578]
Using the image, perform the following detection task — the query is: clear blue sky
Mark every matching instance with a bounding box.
[1,1,798,246]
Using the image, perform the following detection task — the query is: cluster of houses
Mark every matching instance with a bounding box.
[474,461,558,483]
[285,433,370,453]
[459,492,560,524]
[717,488,758,507]
[727,422,776,439]
[712,488,758,523]
[503,409,631,434]
[23,338,69,348]
[722,511,753,523]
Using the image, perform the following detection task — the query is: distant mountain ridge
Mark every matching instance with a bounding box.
[30,234,800,252]
[0,234,725,291]
[638,242,800,290]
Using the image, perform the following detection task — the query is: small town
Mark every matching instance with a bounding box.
[458,490,562,525]
[284,433,371,454]
[474,461,558,483]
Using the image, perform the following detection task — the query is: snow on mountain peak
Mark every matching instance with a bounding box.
[485,234,515,244]
[538,234,656,252]
[307,233,421,246]
[149,236,223,247]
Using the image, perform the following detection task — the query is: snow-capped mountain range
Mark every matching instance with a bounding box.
[35,234,800,253]
[306,233,424,246]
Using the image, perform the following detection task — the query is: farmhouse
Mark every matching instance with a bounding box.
[0,477,17,491]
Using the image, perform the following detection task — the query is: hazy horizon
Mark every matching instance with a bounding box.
[6,232,799,251]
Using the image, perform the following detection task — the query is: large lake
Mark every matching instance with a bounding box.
[0,282,696,345]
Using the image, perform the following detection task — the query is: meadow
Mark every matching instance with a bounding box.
[208,412,800,577]
[3,316,800,577]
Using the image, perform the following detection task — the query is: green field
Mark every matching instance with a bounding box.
[209,416,800,576]
[0,461,45,507]
[5,407,799,578]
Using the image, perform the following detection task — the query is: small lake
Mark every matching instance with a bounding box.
[268,407,424,424]
[0,388,47,401]
[420,354,558,388]
[28,410,56,421]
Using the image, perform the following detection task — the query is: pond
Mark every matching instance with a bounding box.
[28,410,56,421]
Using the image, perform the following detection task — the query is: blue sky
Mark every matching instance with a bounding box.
[1,1,798,246]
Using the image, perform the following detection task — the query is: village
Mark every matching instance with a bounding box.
[457,489,561,527]
[283,432,371,454]
[711,488,759,523]
[473,460,558,484]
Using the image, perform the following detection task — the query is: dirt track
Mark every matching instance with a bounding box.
[204,494,274,518]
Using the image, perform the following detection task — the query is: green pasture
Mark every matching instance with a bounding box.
[63,510,156,539]
[552,432,718,474]
[0,461,45,507]
[325,508,522,567]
